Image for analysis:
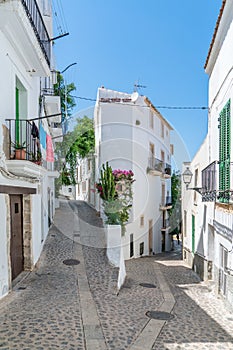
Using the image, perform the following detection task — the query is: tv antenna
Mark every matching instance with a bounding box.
[134,80,147,92]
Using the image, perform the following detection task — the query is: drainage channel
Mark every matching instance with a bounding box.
[139,283,157,288]
[146,311,174,320]
[63,259,80,266]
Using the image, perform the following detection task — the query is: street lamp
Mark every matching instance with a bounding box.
[182,167,193,189]
[61,62,77,74]
[182,167,203,194]
[58,62,77,133]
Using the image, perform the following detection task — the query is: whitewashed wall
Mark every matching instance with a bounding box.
[95,88,172,258]
[0,195,9,299]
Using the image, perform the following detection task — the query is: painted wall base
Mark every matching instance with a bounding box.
[105,224,126,291]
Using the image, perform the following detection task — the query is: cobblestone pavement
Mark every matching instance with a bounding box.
[0,225,84,350]
[151,254,233,350]
[0,199,233,350]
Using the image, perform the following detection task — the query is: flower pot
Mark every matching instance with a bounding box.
[15,148,26,160]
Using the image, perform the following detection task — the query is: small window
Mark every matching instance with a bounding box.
[88,159,91,171]
[140,215,144,227]
[170,144,174,155]
[149,111,154,129]
[161,121,164,138]
[68,188,72,193]
[82,181,86,192]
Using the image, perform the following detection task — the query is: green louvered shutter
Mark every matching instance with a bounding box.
[219,100,231,203]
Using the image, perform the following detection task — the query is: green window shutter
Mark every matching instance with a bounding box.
[219,100,231,203]
[15,87,20,143]
[192,215,195,253]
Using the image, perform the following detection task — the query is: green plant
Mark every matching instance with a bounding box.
[96,162,135,228]
[12,141,26,149]
[99,162,116,201]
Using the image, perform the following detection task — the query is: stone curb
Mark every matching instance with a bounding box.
[129,262,175,350]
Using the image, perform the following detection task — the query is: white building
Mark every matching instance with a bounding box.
[76,155,96,206]
[0,0,61,298]
[94,87,173,259]
[182,0,233,307]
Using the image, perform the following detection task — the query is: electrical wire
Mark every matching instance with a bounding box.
[70,95,208,110]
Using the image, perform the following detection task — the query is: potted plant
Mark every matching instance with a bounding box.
[12,141,27,160]
[31,149,42,165]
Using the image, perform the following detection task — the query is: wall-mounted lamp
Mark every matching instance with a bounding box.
[182,167,203,194]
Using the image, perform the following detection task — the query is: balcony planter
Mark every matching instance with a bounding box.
[15,148,26,160]
[12,141,27,160]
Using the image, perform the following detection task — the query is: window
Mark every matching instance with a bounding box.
[140,215,144,227]
[161,121,164,138]
[161,184,165,205]
[161,150,165,162]
[170,144,174,155]
[219,100,231,203]
[149,111,154,129]
[82,181,86,192]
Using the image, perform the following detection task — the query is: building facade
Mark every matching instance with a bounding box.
[94,87,173,260]
[0,0,61,299]
[76,155,96,206]
[182,0,233,307]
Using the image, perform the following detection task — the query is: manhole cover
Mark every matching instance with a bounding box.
[139,283,157,288]
[63,259,80,266]
[146,311,174,320]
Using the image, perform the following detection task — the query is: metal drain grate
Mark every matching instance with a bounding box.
[139,283,157,288]
[17,286,27,291]
[146,311,174,320]
[63,259,80,266]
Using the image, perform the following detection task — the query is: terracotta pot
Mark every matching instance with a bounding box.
[15,149,26,160]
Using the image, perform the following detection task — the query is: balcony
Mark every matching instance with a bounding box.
[4,118,48,178]
[161,217,171,231]
[201,161,233,204]
[6,119,42,162]
[148,157,171,177]
[0,0,51,75]
[160,196,172,210]
[49,122,63,143]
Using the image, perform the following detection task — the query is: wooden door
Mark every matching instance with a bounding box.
[149,220,153,254]
[10,195,24,280]
[219,245,228,296]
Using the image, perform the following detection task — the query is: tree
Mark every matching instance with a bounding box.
[55,116,95,186]
[169,171,182,235]
[54,72,76,122]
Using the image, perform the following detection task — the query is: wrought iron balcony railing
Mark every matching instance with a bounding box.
[148,157,171,176]
[21,0,51,66]
[160,196,172,208]
[161,217,170,230]
[6,119,42,164]
[201,161,233,203]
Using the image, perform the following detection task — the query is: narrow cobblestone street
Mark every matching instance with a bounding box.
[0,200,233,350]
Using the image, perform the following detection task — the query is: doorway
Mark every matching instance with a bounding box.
[10,195,24,280]
[148,219,153,254]
[219,245,228,296]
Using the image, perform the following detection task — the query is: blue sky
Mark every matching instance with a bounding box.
[53,1,222,160]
